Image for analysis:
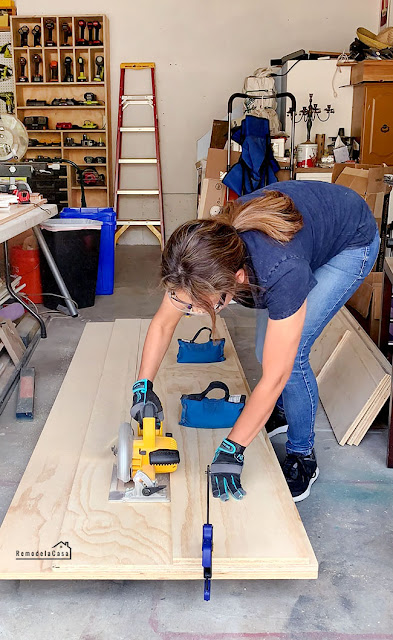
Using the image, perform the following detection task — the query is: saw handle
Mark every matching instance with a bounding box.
[149,448,180,466]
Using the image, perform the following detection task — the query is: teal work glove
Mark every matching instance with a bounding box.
[131,378,164,425]
[210,438,246,502]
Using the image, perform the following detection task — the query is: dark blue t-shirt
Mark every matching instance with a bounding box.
[237,180,378,320]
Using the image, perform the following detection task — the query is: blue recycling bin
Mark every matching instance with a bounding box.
[60,207,116,295]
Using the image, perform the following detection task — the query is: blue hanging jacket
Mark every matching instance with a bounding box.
[223,115,279,196]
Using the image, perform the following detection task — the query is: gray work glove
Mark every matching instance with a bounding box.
[131,378,164,425]
[210,438,246,501]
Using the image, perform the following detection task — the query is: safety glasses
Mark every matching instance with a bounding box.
[167,291,227,315]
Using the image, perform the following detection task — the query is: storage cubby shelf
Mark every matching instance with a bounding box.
[11,14,112,208]
[16,82,104,86]
[18,106,105,109]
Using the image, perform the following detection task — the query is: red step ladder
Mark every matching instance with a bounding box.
[114,63,165,248]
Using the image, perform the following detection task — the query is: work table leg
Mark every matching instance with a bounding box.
[33,226,78,319]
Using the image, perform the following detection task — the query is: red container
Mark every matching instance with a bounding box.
[10,245,43,304]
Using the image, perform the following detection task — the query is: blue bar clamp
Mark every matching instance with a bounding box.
[202,465,213,601]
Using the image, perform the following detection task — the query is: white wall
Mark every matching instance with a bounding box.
[283,60,353,148]
[16,0,379,244]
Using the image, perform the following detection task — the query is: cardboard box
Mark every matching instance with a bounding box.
[210,120,228,150]
[332,163,393,272]
[205,148,241,180]
[346,272,383,344]
[332,163,387,199]
[197,178,226,219]
[365,191,385,225]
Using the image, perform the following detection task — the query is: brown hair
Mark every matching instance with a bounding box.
[218,190,303,242]
[161,190,303,328]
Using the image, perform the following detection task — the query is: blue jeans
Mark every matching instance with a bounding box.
[255,230,380,456]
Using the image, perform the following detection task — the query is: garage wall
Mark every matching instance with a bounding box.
[16,0,379,244]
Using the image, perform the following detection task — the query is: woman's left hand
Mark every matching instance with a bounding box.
[210,438,247,501]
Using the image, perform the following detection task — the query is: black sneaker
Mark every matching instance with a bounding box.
[265,405,288,438]
[282,449,319,503]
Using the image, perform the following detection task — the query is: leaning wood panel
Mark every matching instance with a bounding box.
[311,307,391,446]
[0,323,113,579]
[318,330,388,445]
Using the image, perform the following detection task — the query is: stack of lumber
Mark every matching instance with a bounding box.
[310,307,391,446]
[0,317,317,580]
[0,276,25,305]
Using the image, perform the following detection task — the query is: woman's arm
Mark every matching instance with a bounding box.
[137,293,184,381]
[228,301,307,447]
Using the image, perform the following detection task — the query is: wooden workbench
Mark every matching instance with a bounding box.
[0,201,57,243]
[0,317,317,580]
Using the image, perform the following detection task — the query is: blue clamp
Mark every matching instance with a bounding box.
[202,465,213,601]
[202,523,213,600]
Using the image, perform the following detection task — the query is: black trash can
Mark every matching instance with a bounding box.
[39,218,103,310]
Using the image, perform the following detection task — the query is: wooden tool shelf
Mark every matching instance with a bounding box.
[11,14,112,208]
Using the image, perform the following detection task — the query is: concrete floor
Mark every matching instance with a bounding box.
[1,246,393,640]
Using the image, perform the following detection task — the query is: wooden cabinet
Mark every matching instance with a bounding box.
[352,81,393,165]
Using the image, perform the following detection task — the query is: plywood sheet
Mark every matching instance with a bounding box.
[0,318,317,580]
[55,319,173,572]
[163,317,316,568]
[0,322,113,578]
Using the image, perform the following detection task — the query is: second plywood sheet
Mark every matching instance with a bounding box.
[317,329,388,445]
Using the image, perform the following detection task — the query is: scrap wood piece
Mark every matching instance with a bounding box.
[347,376,390,445]
[0,323,113,579]
[0,318,26,365]
[0,199,48,228]
[16,315,40,347]
[314,312,390,446]
[347,375,391,445]
[15,367,35,420]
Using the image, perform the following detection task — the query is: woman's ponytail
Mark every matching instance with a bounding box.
[216,190,303,243]
[160,190,303,329]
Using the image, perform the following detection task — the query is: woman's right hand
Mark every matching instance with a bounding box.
[130,378,164,425]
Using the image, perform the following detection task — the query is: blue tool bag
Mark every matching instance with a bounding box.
[177,327,225,364]
[179,381,246,429]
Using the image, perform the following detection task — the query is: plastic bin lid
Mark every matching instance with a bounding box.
[40,218,103,232]
[60,207,116,222]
